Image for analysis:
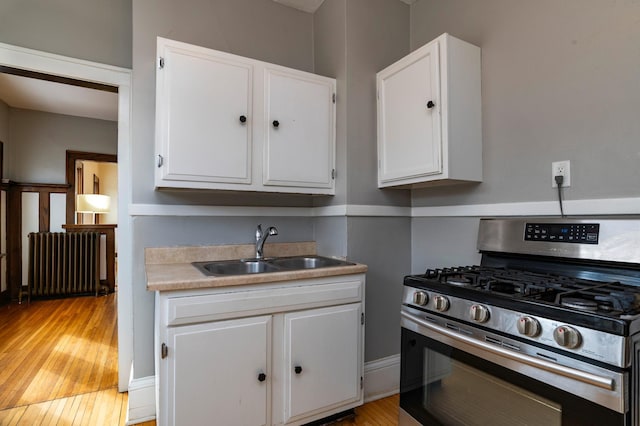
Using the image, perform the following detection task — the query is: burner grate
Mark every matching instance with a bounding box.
[417,265,640,317]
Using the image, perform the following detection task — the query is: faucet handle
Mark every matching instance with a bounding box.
[256,224,263,240]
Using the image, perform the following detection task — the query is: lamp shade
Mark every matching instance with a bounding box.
[76,194,111,213]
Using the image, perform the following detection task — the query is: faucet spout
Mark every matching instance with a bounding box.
[255,224,278,259]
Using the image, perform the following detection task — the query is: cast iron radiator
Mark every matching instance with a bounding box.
[24,231,101,302]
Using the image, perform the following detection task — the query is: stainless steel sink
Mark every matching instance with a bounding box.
[193,255,354,276]
[194,259,282,276]
[269,256,354,270]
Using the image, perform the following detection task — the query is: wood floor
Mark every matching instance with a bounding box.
[0,294,399,425]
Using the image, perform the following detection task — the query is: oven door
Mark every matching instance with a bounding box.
[400,310,630,426]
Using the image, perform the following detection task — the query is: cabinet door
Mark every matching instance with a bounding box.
[156,40,253,185]
[283,303,362,423]
[166,315,271,426]
[377,40,442,186]
[263,68,335,192]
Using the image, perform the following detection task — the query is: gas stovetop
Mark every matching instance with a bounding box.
[402,218,640,368]
[407,266,640,319]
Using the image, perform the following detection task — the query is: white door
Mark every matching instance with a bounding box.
[167,315,271,426]
[377,40,442,185]
[263,68,335,191]
[157,41,253,184]
[283,303,362,423]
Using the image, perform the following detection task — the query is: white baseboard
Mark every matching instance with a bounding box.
[363,353,400,403]
[126,375,156,425]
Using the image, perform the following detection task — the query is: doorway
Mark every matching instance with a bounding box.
[0,43,132,395]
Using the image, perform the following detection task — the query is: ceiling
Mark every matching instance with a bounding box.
[0,71,118,121]
[273,0,416,13]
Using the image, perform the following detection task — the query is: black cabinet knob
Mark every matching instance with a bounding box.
[258,372,266,382]
[239,115,247,123]
[426,100,435,109]
[294,366,302,375]
[272,120,280,128]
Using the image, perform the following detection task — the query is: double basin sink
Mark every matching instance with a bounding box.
[193,255,355,276]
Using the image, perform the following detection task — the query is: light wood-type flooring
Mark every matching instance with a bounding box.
[0,294,398,425]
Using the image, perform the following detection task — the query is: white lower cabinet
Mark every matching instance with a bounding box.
[155,274,365,426]
[167,316,271,426]
[284,304,362,424]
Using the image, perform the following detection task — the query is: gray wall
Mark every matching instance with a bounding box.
[348,216,410,361]
[7,109,117,183]
[313,0,348,206]
[312,0,412,362]
[345,0,410,207]
[412,217,482,274]
[0,0,131,68]
[410,0,640,207]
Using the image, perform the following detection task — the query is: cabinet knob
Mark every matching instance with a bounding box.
[272,120,280,128]
[426,100,435,109]
[239,115,247,123]
[257,372,266,382]
[294,365,302,375]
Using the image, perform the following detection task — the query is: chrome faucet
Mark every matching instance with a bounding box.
[255,224,278,259]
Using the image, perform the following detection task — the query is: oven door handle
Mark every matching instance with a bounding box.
[401,311,615,391]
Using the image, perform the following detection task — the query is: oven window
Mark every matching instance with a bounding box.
[400,328,626,426]
[420,352,560,425]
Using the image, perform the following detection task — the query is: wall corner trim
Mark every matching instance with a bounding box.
[363,353,400,403]
[126,375,156,425]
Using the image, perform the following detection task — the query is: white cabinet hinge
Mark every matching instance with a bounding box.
[161,343,168,359]
[361,312,365,325]
[331,169,336,180]
[159,57,165,69]
[332,93,336,104]
[157,154,164,168]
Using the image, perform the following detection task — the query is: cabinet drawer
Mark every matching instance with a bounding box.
[163,278,363,326]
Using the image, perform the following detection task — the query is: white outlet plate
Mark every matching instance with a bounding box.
[552,160,571,188]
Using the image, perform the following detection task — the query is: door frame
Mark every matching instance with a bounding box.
[0,42,133,392]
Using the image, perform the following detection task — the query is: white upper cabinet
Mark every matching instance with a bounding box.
[264,68,335,190]
[155,42,253,185]
[155,37,336,195]
[377,33,482,188]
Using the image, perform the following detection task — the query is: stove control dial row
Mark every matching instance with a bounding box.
[469,304,490,323]
[553,325,581,349]
[412,291,428,306]
[516,316,540,337]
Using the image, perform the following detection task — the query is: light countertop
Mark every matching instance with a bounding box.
[145,242,367,292]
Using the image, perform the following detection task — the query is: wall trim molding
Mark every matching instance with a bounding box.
[126,375,156,425]
[412,197,640,217]
[129,197,640,218]
[363,353,400,403]
[129,203,315,217]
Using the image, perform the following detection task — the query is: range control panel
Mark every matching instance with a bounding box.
[524,223,600,244]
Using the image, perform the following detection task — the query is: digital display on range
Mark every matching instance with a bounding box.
[524,223,599,244]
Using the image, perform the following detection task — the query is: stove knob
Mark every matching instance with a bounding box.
[469,304,490,323]
[433,295,450,312]
[553,325,581,349]
[516,316,540,337]
[412,291,428,306]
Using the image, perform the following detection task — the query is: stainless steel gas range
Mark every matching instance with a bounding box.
[400,218,640,426]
